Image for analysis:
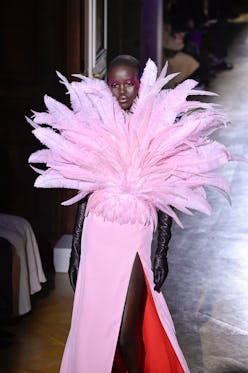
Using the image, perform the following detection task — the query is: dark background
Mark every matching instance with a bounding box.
[0,0,247,271]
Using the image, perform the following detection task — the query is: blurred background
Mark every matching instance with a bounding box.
[0,1,248,371]
[0,0,246,250]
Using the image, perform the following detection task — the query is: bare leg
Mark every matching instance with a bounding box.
[117,254,147,373]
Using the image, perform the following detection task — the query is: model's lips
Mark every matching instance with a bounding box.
[118,96,132,110]
[119,97,128,103]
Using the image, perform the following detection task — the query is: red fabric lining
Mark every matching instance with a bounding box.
[142,276,185,372]
[112,273,185,372]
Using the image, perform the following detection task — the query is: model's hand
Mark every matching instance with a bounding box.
[153,210,172,292]
[153,250,168,292]
[69,248,80,291]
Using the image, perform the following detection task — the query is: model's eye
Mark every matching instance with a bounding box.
[110,83,119,89]
[108,80,119,89]
[125,80,134,87]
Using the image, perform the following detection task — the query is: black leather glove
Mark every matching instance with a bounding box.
[68,196,88,291]
[153,210,172,292]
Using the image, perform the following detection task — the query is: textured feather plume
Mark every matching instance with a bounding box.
[28,59,234,228]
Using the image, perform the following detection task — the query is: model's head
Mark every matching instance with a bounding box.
[107,55,140,111]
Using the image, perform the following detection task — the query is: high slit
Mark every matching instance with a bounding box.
[114,253,147,372]
[112,257,185,373]
[59,212,190,373]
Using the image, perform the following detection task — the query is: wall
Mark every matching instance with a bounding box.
[0,0,165,266]
[0,1,70,249]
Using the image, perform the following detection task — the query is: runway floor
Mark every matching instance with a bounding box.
[1,19,248,373]
[164,20,248,373]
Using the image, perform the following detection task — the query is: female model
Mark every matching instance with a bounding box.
[68,55,179,373]
[28,55,231,373]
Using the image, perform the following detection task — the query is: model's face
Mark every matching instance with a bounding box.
[107,64,140,110]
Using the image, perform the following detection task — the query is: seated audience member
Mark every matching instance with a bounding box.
[163,23,200,87]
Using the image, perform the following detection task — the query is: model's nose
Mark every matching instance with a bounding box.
[119,84,125,93]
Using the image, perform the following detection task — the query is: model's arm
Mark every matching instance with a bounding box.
[153,210,172,292]
[68,196,88,291]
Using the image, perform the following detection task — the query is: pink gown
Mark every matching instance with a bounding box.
[28,59,232,373]
[59,212,190,372]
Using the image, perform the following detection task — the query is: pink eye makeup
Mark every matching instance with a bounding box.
[108,79,119,88]
[108,76,139,89]
[124,76,139,88]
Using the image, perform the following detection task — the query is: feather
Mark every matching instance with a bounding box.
[25,115,39,129]
[62,191,90,206]
[139,59,158,99]
[27,60,238,227]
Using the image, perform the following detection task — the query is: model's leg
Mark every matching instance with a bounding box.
[117,253,147,373]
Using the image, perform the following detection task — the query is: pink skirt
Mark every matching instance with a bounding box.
[60,212,190,373]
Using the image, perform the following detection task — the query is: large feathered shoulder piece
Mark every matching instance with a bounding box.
[27,59,233,228]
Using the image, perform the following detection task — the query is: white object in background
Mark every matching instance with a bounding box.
[53,234,73,273]
[0,213,47,316]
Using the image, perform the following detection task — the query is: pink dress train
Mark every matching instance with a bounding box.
[59,212,190,373]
